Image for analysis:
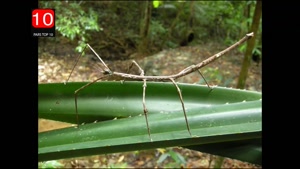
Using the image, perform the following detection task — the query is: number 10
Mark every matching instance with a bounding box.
[32,9,55,28]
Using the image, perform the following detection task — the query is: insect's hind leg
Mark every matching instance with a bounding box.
[196,69,213,91]
[169,78,192,137]
[186,65,213,91]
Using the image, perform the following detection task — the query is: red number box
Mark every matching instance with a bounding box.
[32,9,55,28]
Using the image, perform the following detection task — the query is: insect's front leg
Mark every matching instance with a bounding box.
[122,60,145,83]
[119,60,152,140]
[142,78,152,141]
[74,75,108,127]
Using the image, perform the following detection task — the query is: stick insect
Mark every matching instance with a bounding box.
[65,32,254,141]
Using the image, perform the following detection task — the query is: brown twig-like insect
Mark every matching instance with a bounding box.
[66,32,254,141]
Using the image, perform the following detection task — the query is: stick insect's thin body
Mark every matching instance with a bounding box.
[66,32,254,141]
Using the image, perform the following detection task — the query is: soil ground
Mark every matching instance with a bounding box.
[38,39,262,168]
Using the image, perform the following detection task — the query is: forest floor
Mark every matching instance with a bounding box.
[38,39,262,168]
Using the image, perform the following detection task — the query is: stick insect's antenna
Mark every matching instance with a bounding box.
[65,45,88,85]
[64,43,113,126]
[65,44,112,85]
[86,44,112,74]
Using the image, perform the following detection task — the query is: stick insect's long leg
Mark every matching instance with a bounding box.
[169,78,192,136]
[181,65,213,91]
[122,60,145,83]
[142,79,152,141]
[196,69,213,91]
[74,75,108,127]
[129,61,153,141]
[126,61,140,73]
[124,61,152,140]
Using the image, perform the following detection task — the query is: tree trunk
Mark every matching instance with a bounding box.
[236,0,262,89]
[138,0,152,54]
[160,3,185,48]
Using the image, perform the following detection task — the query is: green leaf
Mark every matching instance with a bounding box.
[184,138,261,165]
[157,153,169,164]
[168,150,186,164]
[38,82,261,164]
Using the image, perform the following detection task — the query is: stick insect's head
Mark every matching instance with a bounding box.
[102,68,112,75]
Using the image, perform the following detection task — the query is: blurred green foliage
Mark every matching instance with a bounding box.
[39,1,261,57]
[38,160,63,168]
[157,148,187,168]
[40,1,100,52]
